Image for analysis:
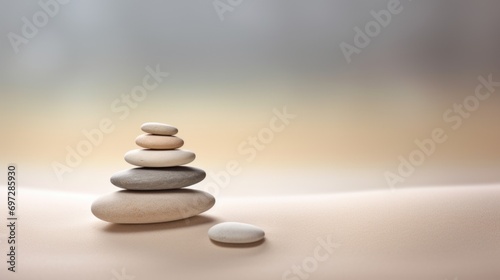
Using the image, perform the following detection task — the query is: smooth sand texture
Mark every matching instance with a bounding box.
[1,185,500,279]
[135,134,184,150]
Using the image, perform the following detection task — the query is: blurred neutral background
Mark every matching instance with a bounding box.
[1,0,499,195]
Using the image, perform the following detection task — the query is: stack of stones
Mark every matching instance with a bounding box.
[91,122,215,224]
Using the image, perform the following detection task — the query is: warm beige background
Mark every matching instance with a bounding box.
[1,1,500,194]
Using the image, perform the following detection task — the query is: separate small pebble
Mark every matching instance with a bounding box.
[208,222,265,244]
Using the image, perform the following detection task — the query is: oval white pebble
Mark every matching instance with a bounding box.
[124,149,195,167]
[141,122,178,136]
[208,222,265,244]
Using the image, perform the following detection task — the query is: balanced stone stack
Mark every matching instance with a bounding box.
[91,122,215,224]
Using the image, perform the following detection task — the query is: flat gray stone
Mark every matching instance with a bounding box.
[110,166,206,190]
[91,189,215,224]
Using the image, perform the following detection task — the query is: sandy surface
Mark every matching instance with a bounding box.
[0,185,499,279]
